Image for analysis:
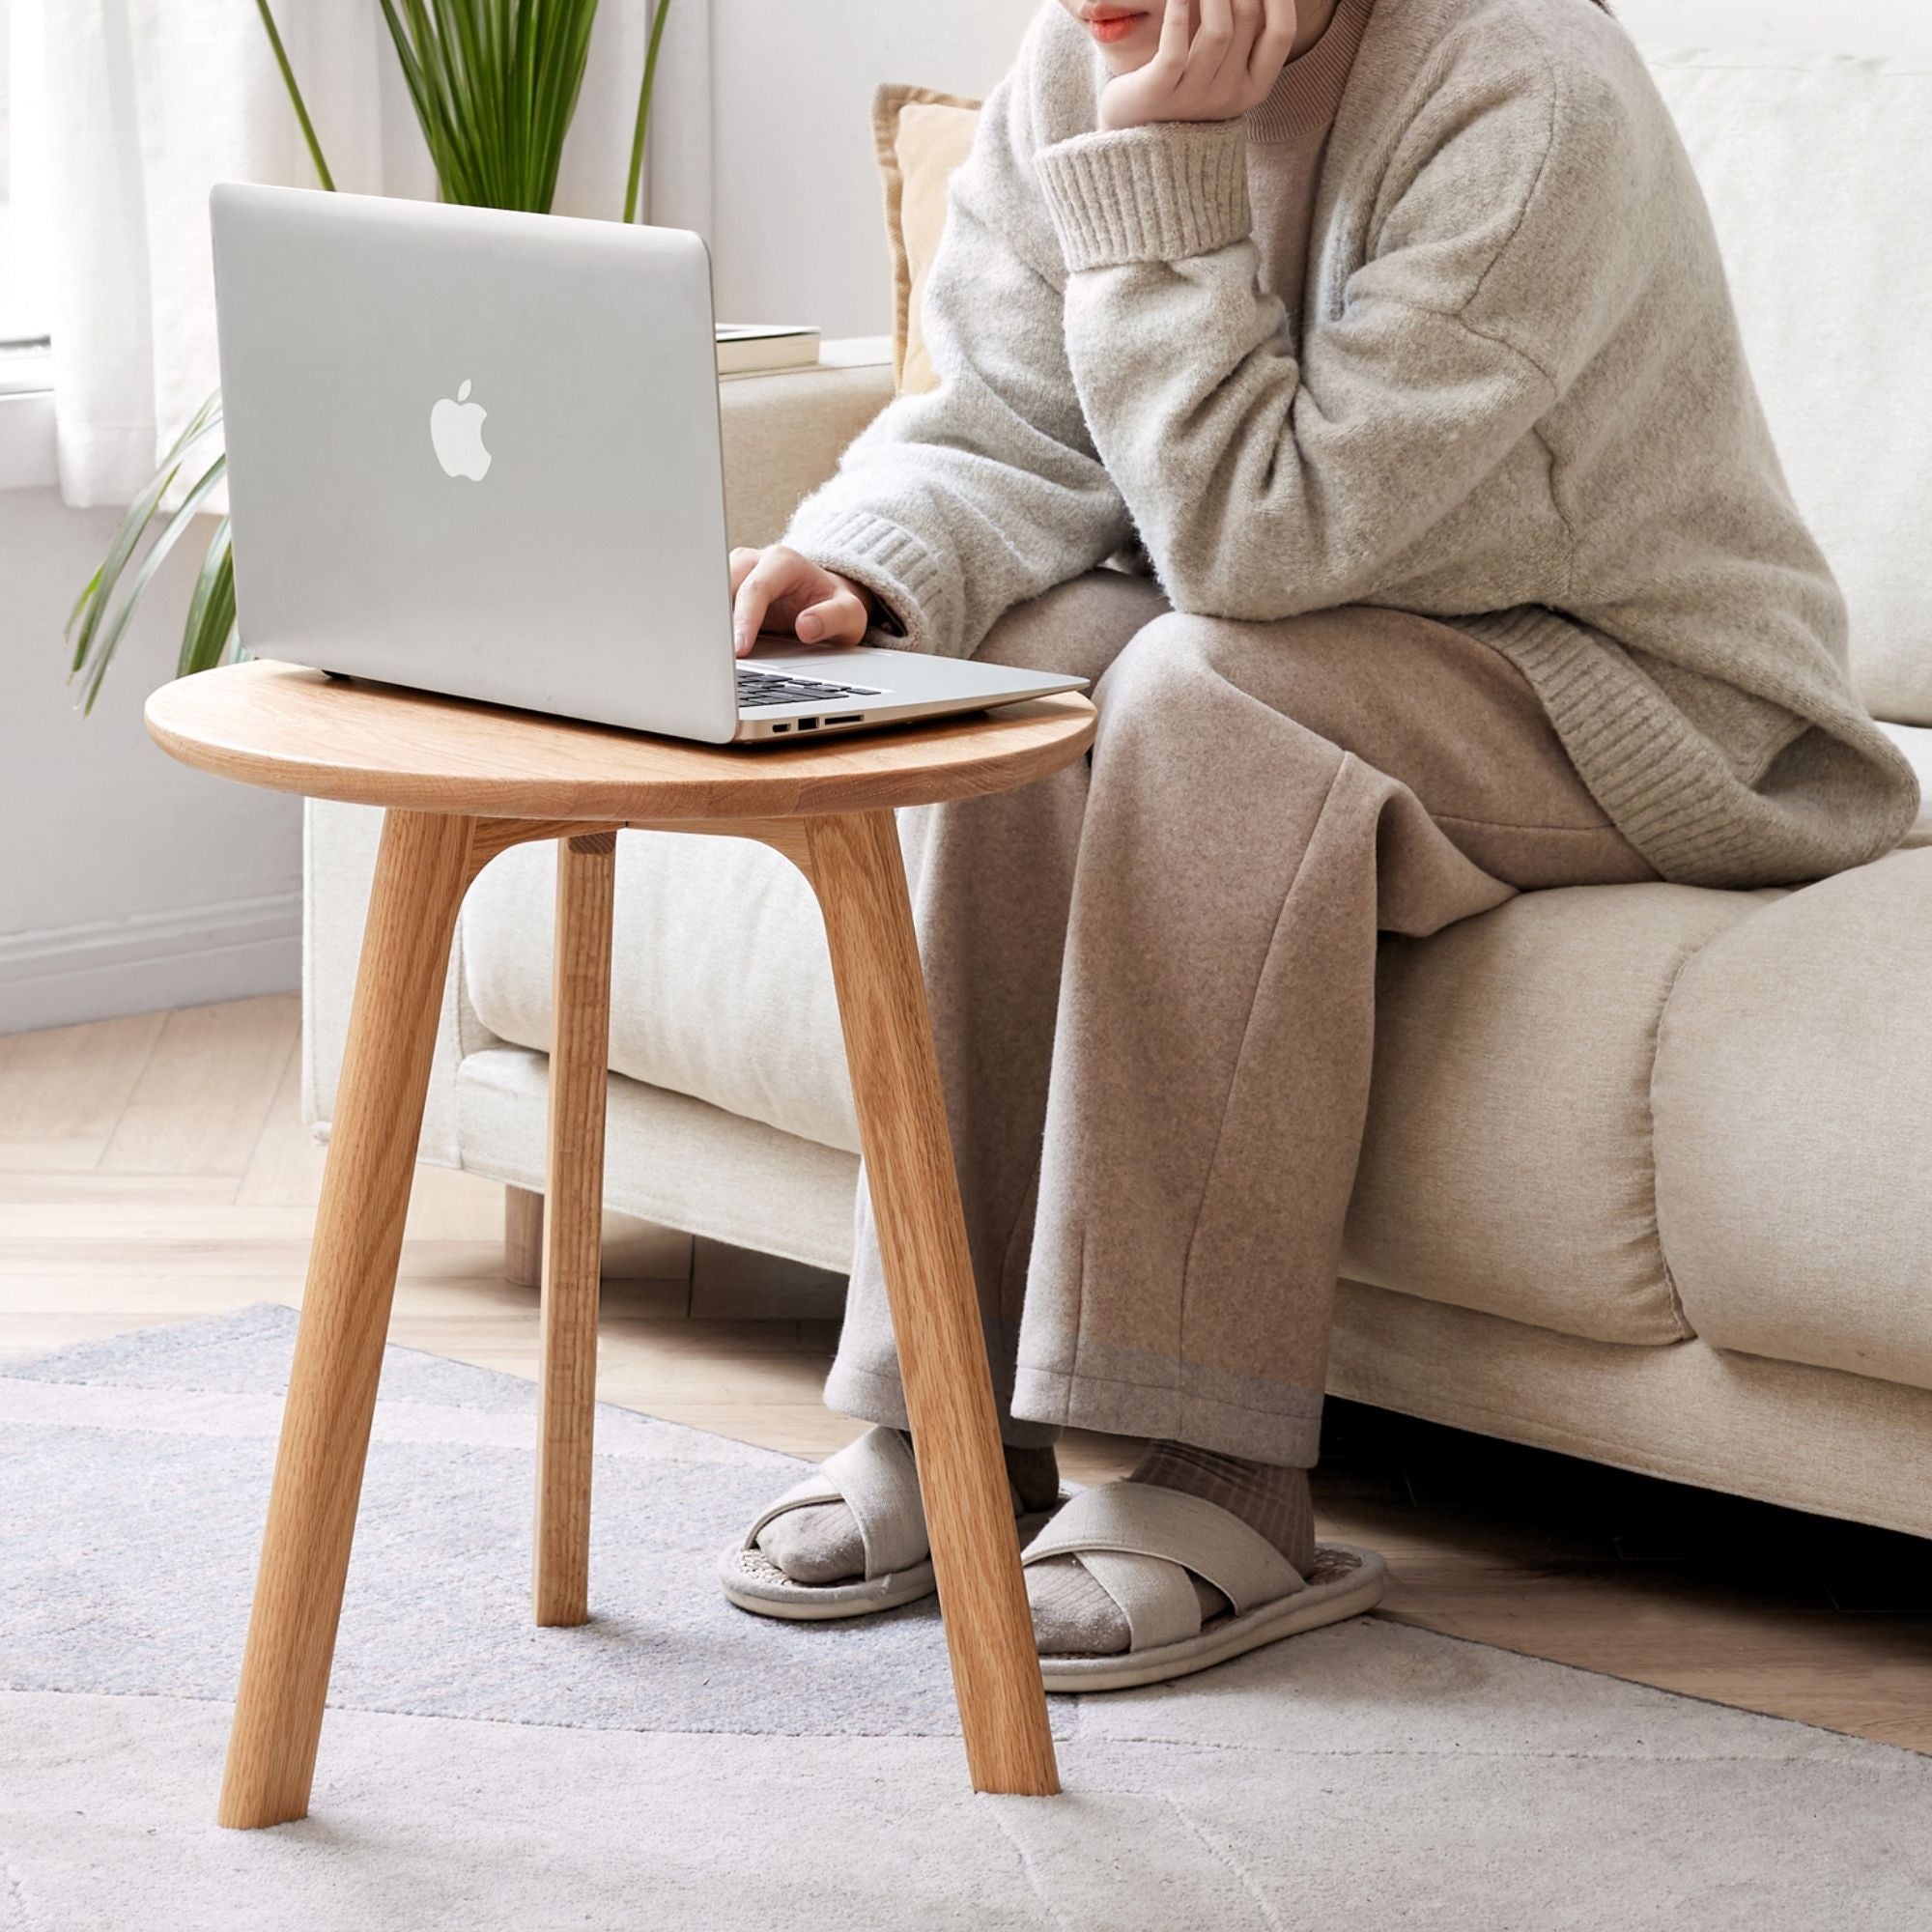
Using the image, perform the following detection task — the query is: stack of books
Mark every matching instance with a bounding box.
[715,324,820,376]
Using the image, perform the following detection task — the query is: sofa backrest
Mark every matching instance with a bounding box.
[1643,48,1932,727]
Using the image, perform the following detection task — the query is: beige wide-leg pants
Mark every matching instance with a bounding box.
[826,571,1657,1466]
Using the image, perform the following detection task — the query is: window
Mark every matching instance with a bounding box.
[1,0,52,350]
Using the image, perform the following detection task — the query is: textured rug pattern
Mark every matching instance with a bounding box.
[4,1304,1011,1740]
[5,1306,1931,1929]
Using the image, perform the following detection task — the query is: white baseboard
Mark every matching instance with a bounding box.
[0,891,301,1034]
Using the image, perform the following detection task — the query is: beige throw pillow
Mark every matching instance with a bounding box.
[872,84,982,395]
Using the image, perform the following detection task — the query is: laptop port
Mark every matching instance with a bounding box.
[826,714,862,724]
[770,722,791,733]
[796,718,820,730]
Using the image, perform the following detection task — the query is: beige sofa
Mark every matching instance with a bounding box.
[305,45,1932,1537]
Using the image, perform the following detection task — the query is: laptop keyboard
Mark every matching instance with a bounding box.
[737,667,883,709]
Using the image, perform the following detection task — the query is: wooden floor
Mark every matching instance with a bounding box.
[4,994,1929,1753]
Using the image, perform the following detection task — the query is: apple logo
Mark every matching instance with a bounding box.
[429,379,491,480]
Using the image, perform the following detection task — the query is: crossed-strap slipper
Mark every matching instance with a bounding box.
[720,1424,1060,1622]
[1023,1482,1386,1692]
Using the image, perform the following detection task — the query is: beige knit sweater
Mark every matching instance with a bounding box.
[782,0,1918,887]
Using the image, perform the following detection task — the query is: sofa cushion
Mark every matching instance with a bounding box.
[453,1044,861,1271]
[1652,848,1932,1390]
[871,84,980,397]
[1341,881,1764,1348]
[1329,1281,1932,1546]
[1644,49,1932,724]
[466,831,1773,1351]
[462,830,862,1157]
[720,360,896,550]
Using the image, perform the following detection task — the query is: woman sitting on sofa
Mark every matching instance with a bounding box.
[717,0,1918,1689]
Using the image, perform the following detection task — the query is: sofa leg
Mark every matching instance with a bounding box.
[505,1185,544,1290]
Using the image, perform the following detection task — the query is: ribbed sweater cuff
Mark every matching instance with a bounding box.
[1035,120,1251,272]
[780,506,951,656]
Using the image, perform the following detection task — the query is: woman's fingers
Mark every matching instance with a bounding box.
[1102,0,1290,124]
[1151,0,1193,75]
[1223,0,1264,82]
[1205,0,1274,102]
[729,546,873,653]
[1190,0,1234,89]
[732,552,806,656]
[1250,0,1297,83]
[730,580,770,657]
[794,584,868,648]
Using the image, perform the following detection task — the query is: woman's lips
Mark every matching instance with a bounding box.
[1086,9,1146,43]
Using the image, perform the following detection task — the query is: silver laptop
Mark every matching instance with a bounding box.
[208,184,1083,746]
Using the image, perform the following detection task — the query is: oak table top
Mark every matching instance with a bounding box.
[144,660,1098,821]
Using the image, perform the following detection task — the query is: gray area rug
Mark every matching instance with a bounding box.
[4,1306,1929,1930]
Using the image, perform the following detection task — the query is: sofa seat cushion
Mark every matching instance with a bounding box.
[1342,882,1765,1347]
[468,832,1776,1352]
[463,829,862,1156]
[453,1043,861,1271]
[1652,849,1932,1390]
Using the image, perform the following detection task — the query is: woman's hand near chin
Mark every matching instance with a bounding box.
[1097,0,1298,132]
[727,545,874,657]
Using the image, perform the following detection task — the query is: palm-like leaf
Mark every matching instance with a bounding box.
[624,1,671,224]
[76,451,229,713]
[64,391,225,710]
[253,0,336,189]
[179,519,239,678]
[381,0,604,213]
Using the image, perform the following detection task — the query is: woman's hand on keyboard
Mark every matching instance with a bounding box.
[728,546,872,658]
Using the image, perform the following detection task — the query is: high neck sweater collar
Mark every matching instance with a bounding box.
[1246,0,1378,145]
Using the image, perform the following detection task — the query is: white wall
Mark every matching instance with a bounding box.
[0,493,301,1032]
[1614,0,1931,56]
[709,0,1932,338]
[709,0,1039,338]
[4,0,1926,1032]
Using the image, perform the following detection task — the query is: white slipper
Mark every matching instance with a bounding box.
[1023,1483,1386,1693]
[721,1426,1057,1623]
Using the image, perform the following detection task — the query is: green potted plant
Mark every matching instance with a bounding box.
[65,0,671,712]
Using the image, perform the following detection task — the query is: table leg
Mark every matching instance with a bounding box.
[534,833,618,1627]
[218,809,476,1830]
[803,810,1060,1797]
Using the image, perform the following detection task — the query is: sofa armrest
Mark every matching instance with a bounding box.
[719,355,895,549]
[1653,846,1932,1384]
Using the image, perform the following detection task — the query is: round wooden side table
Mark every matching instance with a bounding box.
[146,660,1095,1829]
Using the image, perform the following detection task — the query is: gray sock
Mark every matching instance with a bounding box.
[756,1435,1059,1586]
[1029,1443,1316,1657]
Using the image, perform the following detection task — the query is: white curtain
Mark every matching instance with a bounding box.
[21,0,712,509]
